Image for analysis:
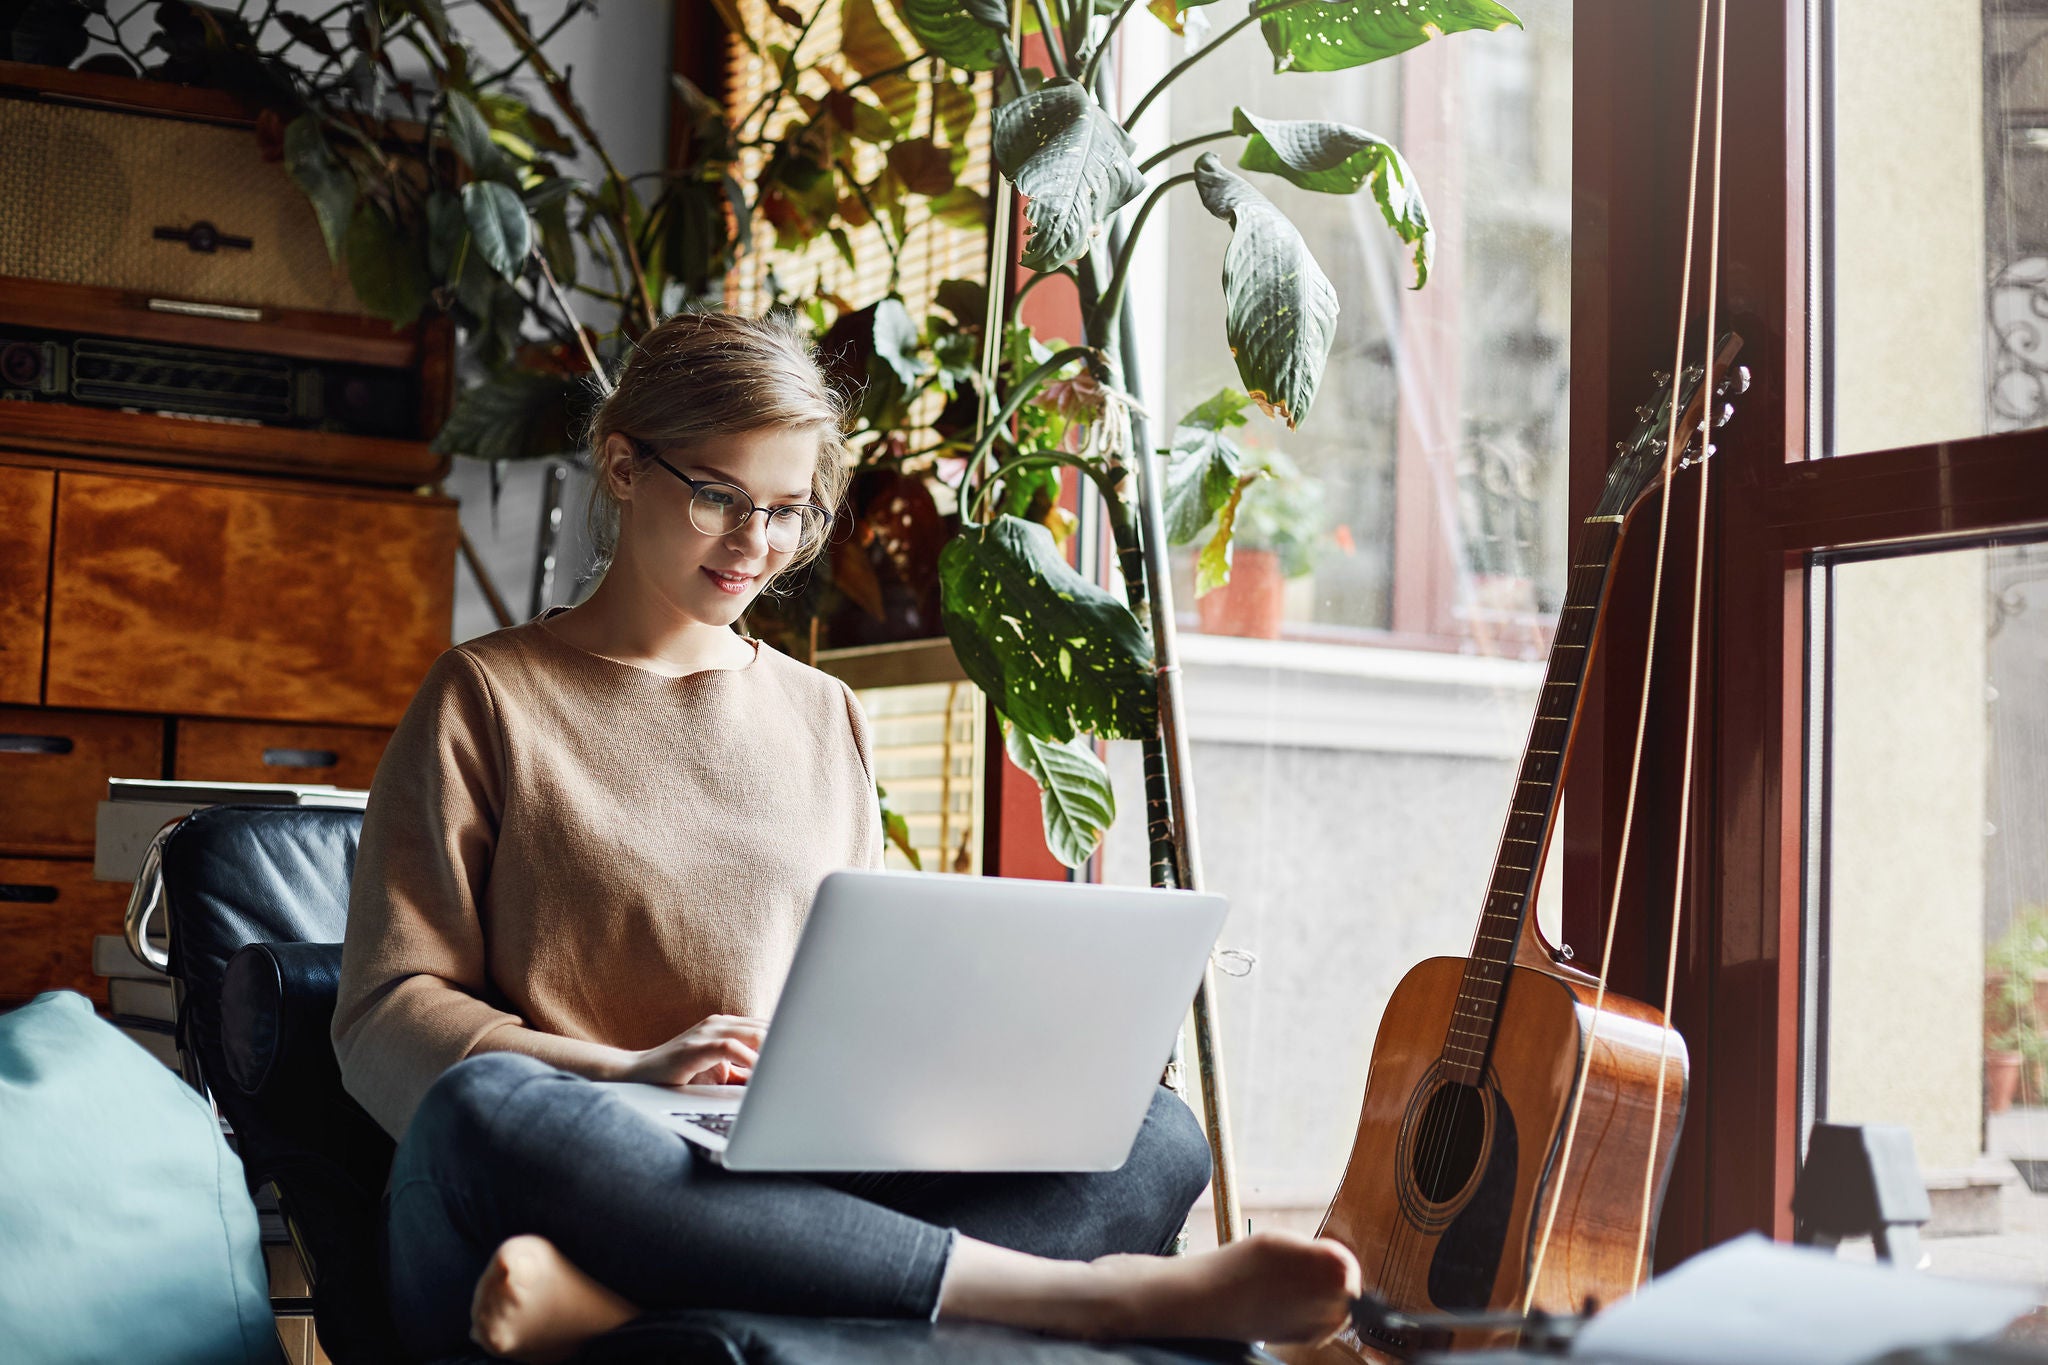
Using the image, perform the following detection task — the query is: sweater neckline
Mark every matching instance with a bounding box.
[529,605,764,682]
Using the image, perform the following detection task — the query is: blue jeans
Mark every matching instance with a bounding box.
[383,1053,1214,1360]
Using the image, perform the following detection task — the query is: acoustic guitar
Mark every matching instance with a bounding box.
[1282,335,1747,1363]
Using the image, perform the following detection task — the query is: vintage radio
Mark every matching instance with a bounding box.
[0,75,361,318]
[0,326,420,439]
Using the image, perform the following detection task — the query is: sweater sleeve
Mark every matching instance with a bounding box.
[838,679,888,871]
[333,648,526,1139]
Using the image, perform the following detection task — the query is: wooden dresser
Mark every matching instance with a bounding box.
[0,60,459,1010]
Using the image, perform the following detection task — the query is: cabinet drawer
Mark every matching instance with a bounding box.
[46,470,456,726]
[0,465,55,705]
[0,859,132,1007]
[0,707,165,857]
[173,718,391,790]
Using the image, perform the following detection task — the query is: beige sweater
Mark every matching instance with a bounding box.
[332,608,883,1139]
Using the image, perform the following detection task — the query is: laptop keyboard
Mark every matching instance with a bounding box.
[672,1111,736,1138]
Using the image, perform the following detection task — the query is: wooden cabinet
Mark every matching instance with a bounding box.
[0,707,164,857]
[0,859,133,1006]
[0,465,53,705]
[173,718,392,790]
[47,470,457,727]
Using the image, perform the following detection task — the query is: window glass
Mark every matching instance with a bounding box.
[1818,540,2048,1291]
[1832,1,2048,453]
[1106,3,1574,1245]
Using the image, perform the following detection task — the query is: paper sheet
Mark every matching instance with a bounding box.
[1570,1234,2032,1365]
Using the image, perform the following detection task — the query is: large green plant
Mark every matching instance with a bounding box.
[908,0,1519,868]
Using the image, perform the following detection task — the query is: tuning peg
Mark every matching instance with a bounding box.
[1713,401,1735,428]
[1614,440,1627,453]
[1652,370,1670,386]
[1635,404,1655,421]
[1720,364,1751,395]
[1684,365,1702,382]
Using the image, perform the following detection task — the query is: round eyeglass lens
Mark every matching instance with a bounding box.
[687,485,825,552]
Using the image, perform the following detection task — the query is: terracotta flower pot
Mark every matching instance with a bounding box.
[1988,1049,2026,1114]
[1196,547,1286,639]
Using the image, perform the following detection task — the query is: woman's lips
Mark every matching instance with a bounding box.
[702,567,756,595]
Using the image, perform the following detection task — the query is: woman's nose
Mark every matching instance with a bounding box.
[728,511,774,555]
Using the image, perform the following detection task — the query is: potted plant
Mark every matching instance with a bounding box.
[1187,448,1325,639]
[1985,906,2048,1113]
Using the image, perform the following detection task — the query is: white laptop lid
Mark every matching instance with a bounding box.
[708,869,1227,1172]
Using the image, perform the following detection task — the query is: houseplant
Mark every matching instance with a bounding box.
[1986,906,2048,1113]
[1177,437,1327,640]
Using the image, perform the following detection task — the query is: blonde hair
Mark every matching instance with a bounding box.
[582,310,852,582]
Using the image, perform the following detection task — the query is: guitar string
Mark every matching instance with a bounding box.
[1632,0,1727,1288]
[1521,0,1716,1315]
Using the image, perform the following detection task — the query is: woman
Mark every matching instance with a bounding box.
[333,311,1359,1364]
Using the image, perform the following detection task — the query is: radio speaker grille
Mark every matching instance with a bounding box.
[0,98,362,316]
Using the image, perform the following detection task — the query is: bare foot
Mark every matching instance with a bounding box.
[1090,1231,1361,1345]
[470,1234,640,1363]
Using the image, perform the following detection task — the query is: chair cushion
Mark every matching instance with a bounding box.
[0,991,281,1365]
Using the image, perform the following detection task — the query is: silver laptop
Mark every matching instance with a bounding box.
[604,869,1227,1172]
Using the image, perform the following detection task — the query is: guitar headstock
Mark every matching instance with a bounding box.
[1594,331,1749,520]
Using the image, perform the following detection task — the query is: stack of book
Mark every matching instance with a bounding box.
[93,930,178,1071]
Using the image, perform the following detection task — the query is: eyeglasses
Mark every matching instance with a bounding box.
[628,439,831,554]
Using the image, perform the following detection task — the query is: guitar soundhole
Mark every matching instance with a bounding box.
[1410,1082,1487,1203]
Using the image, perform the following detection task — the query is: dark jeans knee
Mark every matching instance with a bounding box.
[1140,1086,1214,1215]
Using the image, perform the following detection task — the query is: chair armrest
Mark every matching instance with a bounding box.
[220,941,345,1098]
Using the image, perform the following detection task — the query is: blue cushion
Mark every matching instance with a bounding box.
[0,991,281,1365]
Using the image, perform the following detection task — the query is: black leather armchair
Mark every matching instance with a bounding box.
[142,803,1269,1365]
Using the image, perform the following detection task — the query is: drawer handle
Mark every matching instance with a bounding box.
[0,884,58,903]
[263,747,339,769]
[0,734,74,755]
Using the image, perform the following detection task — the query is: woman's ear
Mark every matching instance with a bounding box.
[600,433,638,502]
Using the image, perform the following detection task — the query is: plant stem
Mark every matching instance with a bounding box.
[1030,0,1070,78]
[997,38,1031,101]
[473,0,659,330]
[956,345,1096,525]
[1121,0,1325,133]
[1137,127,1234,175]
[969,450,1112,522]
[846,53,924,93]
[1006,263,1075,326]
[478,1,583,88]
[1088,171,1194,350]
[1079,0,1143,88]
[738,0,830,142]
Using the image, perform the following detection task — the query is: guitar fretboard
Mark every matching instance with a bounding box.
[1440,518,1622,1086]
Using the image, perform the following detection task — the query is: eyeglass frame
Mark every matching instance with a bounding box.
[624,436,832,552]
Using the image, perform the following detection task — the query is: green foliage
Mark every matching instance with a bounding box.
[1003,726,1117,869]
[938,517,1156,745]
[1260,0,1522,74]
[991,78,1146,271]
[892,0,1008,70]
[876,784,923,869]
[1233,107,1433,287]
[1193,154,1340,428]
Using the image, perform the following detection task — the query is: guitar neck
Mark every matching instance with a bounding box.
[1441,515,1625,1085]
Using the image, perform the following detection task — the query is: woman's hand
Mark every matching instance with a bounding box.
[621,1014,767,1088]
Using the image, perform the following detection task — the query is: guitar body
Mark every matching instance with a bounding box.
[1281,957,1687,1363]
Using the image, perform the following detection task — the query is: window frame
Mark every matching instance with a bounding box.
[1565,0,2048,1265]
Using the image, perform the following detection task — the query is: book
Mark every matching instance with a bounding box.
[94,780,368,882]
[92,933,167,981]
[108,976,175,1024]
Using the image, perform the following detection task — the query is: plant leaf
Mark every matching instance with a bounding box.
[1196,473,1261,595]
[344,202,428,324]
[872,295,927,387]
[461,180,533,281]
[1182,386,1253,431]
[433,370,582,461]
[1145,0,1223,36]
[892,0,1006,71]
[991,77,1145,272]
[934,278,989,326]
[282,116,355,264]
[939,516,1155,743]
[1162,424,1248,545]
[1233,108,1432,287]
[1261,0,1522,74]
[929,185,990,229]
[875,783,922,869]
[1004,725,1117,868]
[843,0,910,76]
[1193,153,1338,428]
[444,91,515,182]
[886,137,956,196]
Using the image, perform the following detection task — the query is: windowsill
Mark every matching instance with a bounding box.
[1169,632,1544,759]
